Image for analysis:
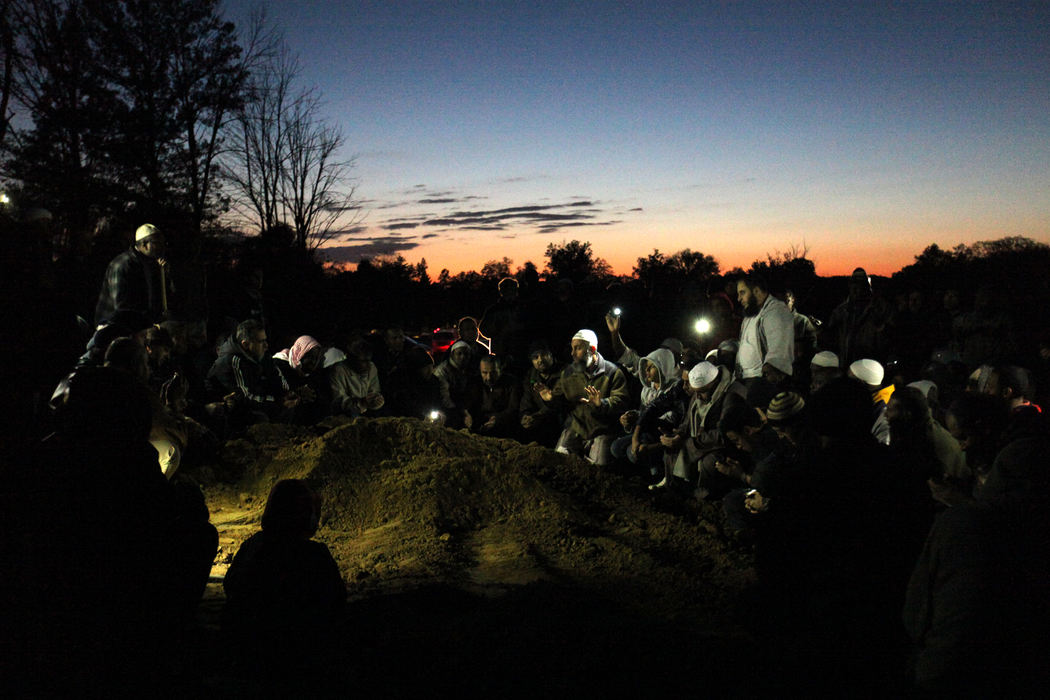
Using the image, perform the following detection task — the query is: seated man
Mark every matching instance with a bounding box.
[467,355,521,439]
[655,360,746,492]
[434,341,478,428]
[612,347,685,478]
[536,329,629,466]
[329,339,385,417]
[205,319,299,428]
[519,340,565,447]
[273,335,329,425]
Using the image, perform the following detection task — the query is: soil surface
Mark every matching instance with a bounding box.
[194,416,763,694]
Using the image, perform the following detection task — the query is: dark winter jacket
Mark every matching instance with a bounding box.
[551,354,630,440]
[206,337,289,413]
[94,246,166,325]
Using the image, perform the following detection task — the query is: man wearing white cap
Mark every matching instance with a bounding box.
[735,274,794,386]
[810,350,842,395]
[849,358,893,445]
[536,329,629,465]
[94,223,170,325]
[653,360,746,491]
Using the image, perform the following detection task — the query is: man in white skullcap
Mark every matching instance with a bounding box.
[849,358,893,445]
[536,329,629,466]
[653,360,746,491]
[94,223,170,325]
[810,350,842,395]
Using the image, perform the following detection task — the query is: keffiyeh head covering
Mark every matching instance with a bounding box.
[287,335,321,369]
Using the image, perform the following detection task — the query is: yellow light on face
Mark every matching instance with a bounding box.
[694,318,711,335]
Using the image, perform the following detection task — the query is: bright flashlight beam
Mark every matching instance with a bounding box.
[694,318,711,335]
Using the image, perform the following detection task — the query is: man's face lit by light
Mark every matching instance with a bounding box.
[570,339,592,365]
[531,350,553,372]
[244,331,268,361]
[480,359,499,387]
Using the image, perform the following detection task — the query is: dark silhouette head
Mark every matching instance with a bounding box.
[261,479,322,538]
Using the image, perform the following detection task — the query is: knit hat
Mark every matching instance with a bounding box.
[288,335,321,369]
[766,391,805,424]
[849,358,884,387]
[135,223,159,241]
[688,361,719,389]
[811,350,839,369]
[572,329,598,351]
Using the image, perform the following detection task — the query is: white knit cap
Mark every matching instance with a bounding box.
[135,223,159,241]
[811,350,839,369]
[572,329,598,350]
[849,358,884,387]
[688,361,719,389]
[907,379,937,401]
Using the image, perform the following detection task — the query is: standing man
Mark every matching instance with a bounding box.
[536,329,629,466]
[735,274,795,387]
[94,223,170,325]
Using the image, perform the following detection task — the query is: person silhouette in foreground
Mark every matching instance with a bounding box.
[224,479,345,634]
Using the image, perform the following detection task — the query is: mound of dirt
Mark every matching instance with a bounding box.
[204,416,755,633]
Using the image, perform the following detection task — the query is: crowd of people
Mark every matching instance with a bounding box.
[11,222,1050,692]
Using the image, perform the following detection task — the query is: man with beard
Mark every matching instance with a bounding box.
[94,223,171,325]
[520,341,564,447]
[467,355,521,439]
[735,274,795,388]
[536,329,629,466]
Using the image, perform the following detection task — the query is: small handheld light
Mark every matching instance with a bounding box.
[611,307,622,317]
[428,410,440,421]
[694,318,711,335]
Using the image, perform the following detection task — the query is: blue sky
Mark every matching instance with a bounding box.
[222,0,1050,275]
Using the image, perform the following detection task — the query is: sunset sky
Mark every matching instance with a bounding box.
[223,1,1050,277]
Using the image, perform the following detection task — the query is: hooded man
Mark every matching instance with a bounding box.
[612,347,685,474]
[536,329,629,466]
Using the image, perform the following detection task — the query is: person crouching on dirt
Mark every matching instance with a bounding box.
[224,479,346,634]
[205,319,300,431]
[329,338,386,417]
[435,340,479,429]
[611,348,686,479]
[519,340,564,447]
[273,335,330,424]
[537,329,629,466]
[467,355,521,439]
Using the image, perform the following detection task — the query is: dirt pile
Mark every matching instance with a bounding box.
[204,416,755,632]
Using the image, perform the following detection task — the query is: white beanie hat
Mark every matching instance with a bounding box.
[811,350,839,369]
[849,358,884,387]
[135,223,159,241]
[688,361,719,389]
[572,329,598,351]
